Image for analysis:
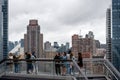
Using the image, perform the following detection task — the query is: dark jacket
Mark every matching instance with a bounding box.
[54,55,61,65]
[78,56,83,67]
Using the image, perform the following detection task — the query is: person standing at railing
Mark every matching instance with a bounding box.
[31,51,37,74]
[25,52,33,74]
[78,52,83,68]
[69,52,75,75]
[54,53,61,75]
[13,53,21,73]
[61,52,67,76]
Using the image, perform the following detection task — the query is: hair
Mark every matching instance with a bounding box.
[70,52,73,59]
[64,52,67,56]
[78,52,82,58]
[25,52,28,55]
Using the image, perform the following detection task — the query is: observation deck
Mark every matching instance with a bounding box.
[0,58,120,80]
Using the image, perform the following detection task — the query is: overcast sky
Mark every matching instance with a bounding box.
[9,0,111,45]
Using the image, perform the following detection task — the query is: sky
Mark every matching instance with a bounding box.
[9,0,111,45]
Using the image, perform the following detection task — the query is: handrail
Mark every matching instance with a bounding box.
[72,59,89,80]
[82,58,120,80]
[5,58,72,62]
[0,58,120,80]
[0,59,6,64]
[104,59,120,79]
[0,59,7,76]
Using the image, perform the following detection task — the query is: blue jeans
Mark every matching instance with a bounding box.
[14,63,19,73]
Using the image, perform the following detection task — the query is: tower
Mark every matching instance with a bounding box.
[24,20,43,58]
[106,8,111,62]
[112,0,120,72]
[0,0,8,60]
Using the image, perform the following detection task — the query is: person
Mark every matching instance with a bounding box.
[25,52,33,74]
[78,52,83,68]
[61,52,67,75]
[13,54,21,73]
[31,51,37,74]
[69,52,75,75]
[54,53,61,75]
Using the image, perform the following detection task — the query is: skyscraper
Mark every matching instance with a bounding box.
[0,0,8,60]
[44,41,51,51]
[112,0,120,72]
[106,8,111,62]
[53,42,59,49]
[65,42,69,51]
[24,20,43,58]
[72,31,96,58]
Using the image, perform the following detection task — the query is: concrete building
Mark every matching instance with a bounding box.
[72,31,96,58]
[96,48,106,57]
[0,0,8,60]
[106,8,111,62]
[24,20,43,58]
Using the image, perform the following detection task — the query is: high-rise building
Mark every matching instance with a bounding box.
[44,41,51,51]
[95,40,101,48]
[112,0,120,72]
[72,31,96,58]
[24,20,43,58]
[0,0,8,60]
[106,8,111,62]
[8,41,14,52]
[65,42,69,51]
[53,42,59,49]
[19,39,24,48]
[57,44,66,53]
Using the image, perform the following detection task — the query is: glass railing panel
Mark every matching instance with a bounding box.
[1,58,120,80]
[0,60,6,76]
[5,59,55,75]
[4,59,88,80]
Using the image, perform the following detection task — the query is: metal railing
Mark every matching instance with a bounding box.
[0,58,120,80]
[72,59,88,80]
[82,58,120,80]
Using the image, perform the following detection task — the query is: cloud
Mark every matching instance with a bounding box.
[9,0,111,44]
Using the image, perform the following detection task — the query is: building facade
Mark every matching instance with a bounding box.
[0,0,8,60]
[44,41,51,51]
[106,8,111,61]
[112,0,120,72]
[72,31,96,58]
[95,40,100,48]
[53,42,59,49]
[24,20,43,58]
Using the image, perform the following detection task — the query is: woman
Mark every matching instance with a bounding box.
[54,53,61,75]
[61,52,67,75]
[78,52,83,68]
[13,54,21,73]
[69,52,75,74]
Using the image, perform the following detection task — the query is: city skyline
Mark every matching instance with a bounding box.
[9,0,110,45]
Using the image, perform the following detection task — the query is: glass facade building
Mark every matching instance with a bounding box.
[112,0,120,72]
[0,0,8,60]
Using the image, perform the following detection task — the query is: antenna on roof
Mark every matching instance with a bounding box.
[79,29,82,38]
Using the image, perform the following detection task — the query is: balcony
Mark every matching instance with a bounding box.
[0,58,120,80]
